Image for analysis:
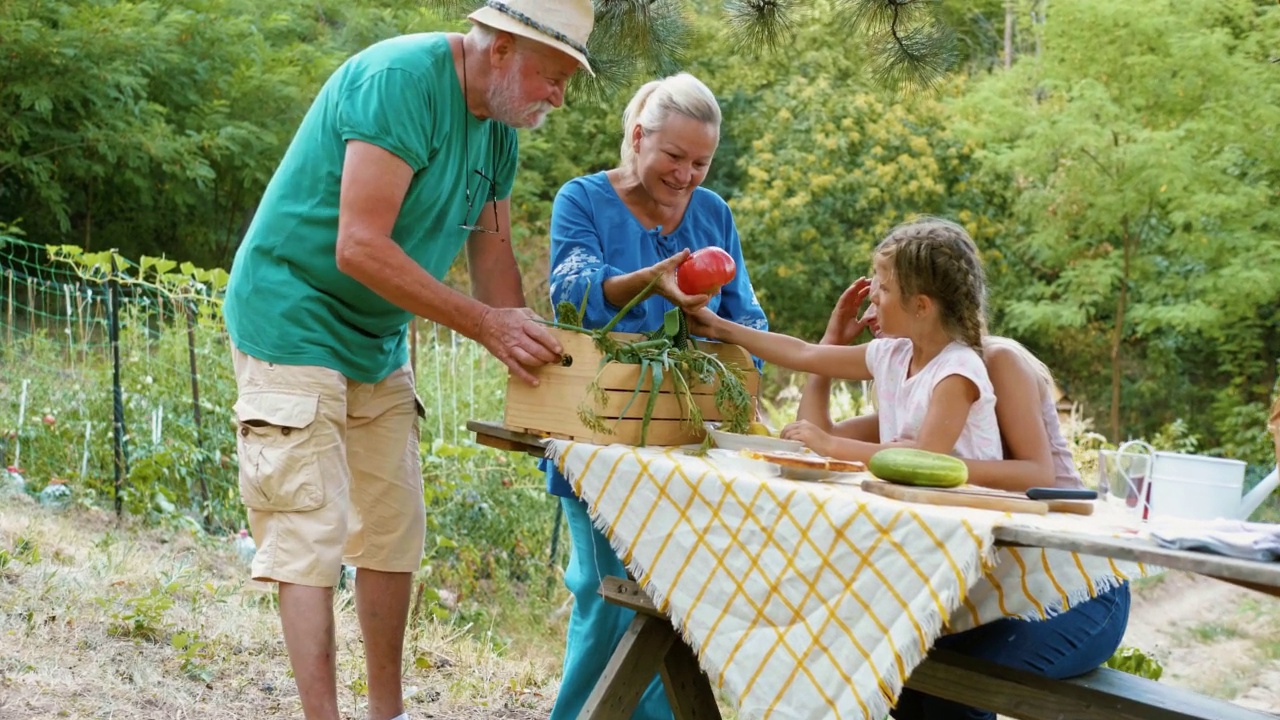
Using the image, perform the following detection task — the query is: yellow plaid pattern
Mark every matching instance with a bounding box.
[549,440,1150,720]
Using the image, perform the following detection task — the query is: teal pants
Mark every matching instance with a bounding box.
[549,496,674,720]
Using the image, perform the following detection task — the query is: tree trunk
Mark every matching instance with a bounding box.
[1110,221,1132,441]
[1003,1,1015,69]
[1032,0,1044,59]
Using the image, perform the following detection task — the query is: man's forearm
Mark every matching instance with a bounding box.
[467,220,528,309]
[472,262,526,308]
[337,232,491,339]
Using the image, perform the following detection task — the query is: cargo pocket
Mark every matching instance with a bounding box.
[234,390,326,513]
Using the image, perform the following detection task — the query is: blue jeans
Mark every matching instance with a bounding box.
[891,582,1132,720]
[549,497,674,720]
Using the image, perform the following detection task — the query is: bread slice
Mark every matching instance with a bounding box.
[741,449,867,474]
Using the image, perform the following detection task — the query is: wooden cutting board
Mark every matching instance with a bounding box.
[860,479,1095,516]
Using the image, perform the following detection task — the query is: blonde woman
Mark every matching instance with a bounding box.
[543,72,768,720]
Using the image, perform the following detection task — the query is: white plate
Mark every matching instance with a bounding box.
[704,422,805,453]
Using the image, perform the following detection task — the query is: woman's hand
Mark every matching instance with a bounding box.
[823,277,873,345]
[781,419,834,456]
[684,306,724,341]
[648,250,711,312]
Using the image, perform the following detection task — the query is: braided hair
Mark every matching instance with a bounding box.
[874,217,988,354]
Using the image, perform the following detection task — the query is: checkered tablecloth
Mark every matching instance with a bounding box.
[548,440,1153,720]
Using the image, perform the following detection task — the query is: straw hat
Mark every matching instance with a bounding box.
[468,0,596,75]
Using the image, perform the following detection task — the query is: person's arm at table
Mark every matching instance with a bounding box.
[961,343,1055,491]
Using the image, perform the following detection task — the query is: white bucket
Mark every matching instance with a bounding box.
[1146,451,1247,521]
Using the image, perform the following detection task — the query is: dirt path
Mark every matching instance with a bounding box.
[1123,570,1280,711]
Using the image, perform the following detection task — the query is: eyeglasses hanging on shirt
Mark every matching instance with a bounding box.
[459,42,501,236]
[460,165,500,234]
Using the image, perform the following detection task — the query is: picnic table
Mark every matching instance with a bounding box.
[468,420,1280,720]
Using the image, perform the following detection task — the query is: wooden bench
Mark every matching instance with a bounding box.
[586,576,1278,720]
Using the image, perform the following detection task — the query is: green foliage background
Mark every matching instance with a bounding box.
[3,0,1279,471]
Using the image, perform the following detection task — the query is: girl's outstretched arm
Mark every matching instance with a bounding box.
[686,307,872,382]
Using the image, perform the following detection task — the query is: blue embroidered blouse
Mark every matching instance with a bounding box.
[543,171,769,498]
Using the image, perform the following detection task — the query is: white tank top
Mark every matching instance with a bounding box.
[864,338,1003,461]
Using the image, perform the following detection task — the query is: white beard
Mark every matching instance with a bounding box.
[487,58,554,129]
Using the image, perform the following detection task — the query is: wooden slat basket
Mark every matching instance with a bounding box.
[503,327,758,446]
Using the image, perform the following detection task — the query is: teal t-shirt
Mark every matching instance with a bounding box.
[223,32,518,384]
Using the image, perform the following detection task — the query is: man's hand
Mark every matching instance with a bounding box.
[780,419,833,456]
[477,307,564,386]
[823,277,873,345]
[650,250,712,312]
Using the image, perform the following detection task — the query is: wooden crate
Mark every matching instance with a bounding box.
[503,327,759,446]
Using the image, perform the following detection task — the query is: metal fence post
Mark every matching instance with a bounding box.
[108,257,129,517]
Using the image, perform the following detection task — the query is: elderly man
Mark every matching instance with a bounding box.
[221,3,595,719]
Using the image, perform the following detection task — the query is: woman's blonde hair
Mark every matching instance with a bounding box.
[619,72,721,167]
[983,335,1056,400]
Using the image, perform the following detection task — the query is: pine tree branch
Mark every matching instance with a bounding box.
[842,0,956,92]
[425,0,958,97]
[723,0,799,55]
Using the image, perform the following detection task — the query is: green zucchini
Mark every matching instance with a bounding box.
[868,448,968,488]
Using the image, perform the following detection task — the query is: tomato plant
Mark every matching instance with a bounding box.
[676,247,736,296]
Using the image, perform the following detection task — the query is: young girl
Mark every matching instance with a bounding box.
[799,272,1086,491]
[697,220,1129,720]
[688,217,1001,463]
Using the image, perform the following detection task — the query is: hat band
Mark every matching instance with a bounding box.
[483,0,590,58]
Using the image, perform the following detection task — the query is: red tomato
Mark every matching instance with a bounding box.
[676,247,736,296]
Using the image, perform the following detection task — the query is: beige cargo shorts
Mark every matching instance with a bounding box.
[231,345,426,587]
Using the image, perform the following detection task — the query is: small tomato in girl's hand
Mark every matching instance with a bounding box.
[677,247,736,296]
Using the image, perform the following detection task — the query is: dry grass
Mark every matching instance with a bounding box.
[0,494,562,719]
